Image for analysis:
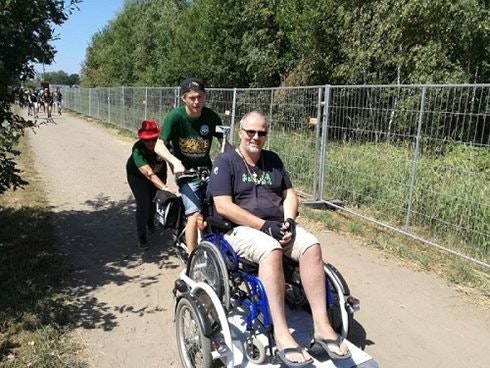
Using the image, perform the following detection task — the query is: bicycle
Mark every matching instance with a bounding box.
[154,125,232,263]
[154,167,211,263]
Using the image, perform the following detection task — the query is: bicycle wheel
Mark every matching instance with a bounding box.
[175,296,213,368]
[187,241,230,309]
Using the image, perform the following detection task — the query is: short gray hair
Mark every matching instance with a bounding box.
[239,111,266,128]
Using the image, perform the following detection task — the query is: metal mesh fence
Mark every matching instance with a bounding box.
[61,84,489,268]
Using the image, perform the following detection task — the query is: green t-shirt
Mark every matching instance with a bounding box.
[160,106,223,169]
[126,140,167,181]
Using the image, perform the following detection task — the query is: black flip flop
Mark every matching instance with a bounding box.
[276,346,313,367]
[311,335,352,360]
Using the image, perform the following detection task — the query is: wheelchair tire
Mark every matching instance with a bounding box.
[244,335,266,364]
[285,260,353,337]
[175,296,214,368]
[324,263,353,337]
[187,241,230,309]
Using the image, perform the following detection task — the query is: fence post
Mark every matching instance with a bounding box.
[108,88,111,124]
[318,85,331,201]
[265,89,274,150]
[230,88,237,145]
[77,88,80,112]
[88,89,92,117]
[96,89,99,120]
[313,86,323,200]
[405,86,426,231]
[174,87,179,108]
[132,88,135,128]
[121,86,125,129]
[144,87,148,120]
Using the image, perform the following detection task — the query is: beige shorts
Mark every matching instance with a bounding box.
[224,224,319,263]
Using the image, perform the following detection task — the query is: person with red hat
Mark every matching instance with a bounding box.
[154,77,232,255]
[126,119,169,250]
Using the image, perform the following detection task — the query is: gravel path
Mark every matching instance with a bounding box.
[26,111,489,368]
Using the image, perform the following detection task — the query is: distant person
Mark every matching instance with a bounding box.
[28,89,39,118]
[54,88,63,115]
[38,88,45,114]
[43,88,53,118]
[154,77,232,255]
[126,120,169,250]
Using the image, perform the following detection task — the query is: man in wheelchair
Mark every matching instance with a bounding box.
[208,111,351,366]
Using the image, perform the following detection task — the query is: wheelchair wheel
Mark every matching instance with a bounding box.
[175,296,213,368]
[324,263,353,337]
[285,260,353,337]
[244,335,266,364]
[187,241,230,309]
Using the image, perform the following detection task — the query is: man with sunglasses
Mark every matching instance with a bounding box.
[208,111,351,366]
[155,77,232,255]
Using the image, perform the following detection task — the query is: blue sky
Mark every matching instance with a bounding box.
[36,0,124,76]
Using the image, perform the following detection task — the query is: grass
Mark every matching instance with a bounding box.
[268,129,489,264]
[0,136,86,368]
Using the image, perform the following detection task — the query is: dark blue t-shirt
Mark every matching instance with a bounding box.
[208,149,292,221]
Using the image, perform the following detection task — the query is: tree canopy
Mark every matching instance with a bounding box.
[0,0,81,194]
[38,70,80,86]
[81,0,489,87]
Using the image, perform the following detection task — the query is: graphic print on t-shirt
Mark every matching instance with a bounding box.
[178,137,210,158]
[241,172,272,186]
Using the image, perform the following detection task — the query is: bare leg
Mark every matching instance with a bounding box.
[300,244,349,355]
[185,212,199,254]
[259,249,311,364]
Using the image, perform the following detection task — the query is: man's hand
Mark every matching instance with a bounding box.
[172,159,186,176]
[283,218,296,238]
[260,220,284,241]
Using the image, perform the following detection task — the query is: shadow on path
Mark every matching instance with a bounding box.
[52,195,181,332]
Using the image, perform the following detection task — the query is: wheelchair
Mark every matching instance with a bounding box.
[170,213,361,368]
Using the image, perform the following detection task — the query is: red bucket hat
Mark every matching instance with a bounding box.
[138,119,160,140]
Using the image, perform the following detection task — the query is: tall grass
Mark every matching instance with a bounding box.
[269,131,489,262]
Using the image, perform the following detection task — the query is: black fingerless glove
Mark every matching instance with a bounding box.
[284,218,296,237]
[260,220,284,240]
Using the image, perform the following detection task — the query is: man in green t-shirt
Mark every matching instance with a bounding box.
[155,77,232,254]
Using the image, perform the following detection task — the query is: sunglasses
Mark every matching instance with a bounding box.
[241,128,268,138]
[142,138,158,142]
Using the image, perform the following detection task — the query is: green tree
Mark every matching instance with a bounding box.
[81,0,187,87]
[276,0,344,86]
[165,0,247,87]
[38,70,80,85]
[335,0,489,84]
[238,0,293,87]
[131,0,188,86]
[80,0,489,88]
[0,0,81,194]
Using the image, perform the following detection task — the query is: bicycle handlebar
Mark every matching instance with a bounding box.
[175,167,210,184]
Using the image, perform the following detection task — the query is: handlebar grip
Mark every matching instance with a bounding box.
[176,167,210,184]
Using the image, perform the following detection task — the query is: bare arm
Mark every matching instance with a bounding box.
[213,195,265,230]
[282,188,299,221]
[154,139,185,175]
[138,164,169,191]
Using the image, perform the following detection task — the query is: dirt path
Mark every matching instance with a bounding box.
[26,112,489,368]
